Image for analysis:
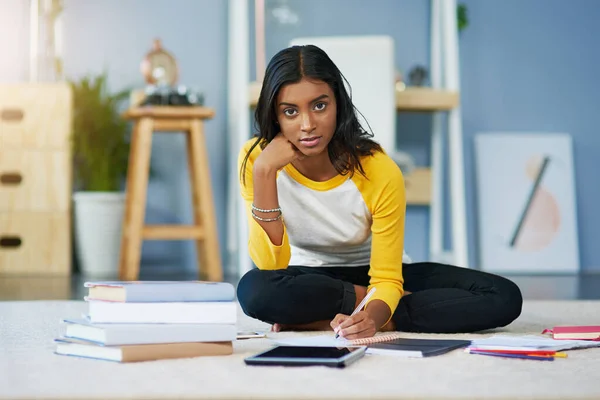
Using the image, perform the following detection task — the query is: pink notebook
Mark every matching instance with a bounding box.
[542,325,600,340]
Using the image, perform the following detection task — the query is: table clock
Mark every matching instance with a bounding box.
[139,39,204,106]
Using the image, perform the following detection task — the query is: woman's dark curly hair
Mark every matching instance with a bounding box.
[240,44,382,184]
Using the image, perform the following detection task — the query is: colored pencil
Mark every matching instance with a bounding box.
[468,350,554,361]
[467,348,567,358]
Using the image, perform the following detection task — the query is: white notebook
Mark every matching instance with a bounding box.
[469,335,600,351]
[275,332,405,347]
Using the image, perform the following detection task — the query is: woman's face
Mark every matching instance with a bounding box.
[275,77,337,157]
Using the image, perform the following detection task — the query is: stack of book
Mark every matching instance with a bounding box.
[465,333,600,361]
[54,281,238,363]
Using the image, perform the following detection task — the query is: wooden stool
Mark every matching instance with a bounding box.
[118,106,222,281]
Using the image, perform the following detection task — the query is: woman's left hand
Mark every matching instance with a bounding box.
[330,311,377,339]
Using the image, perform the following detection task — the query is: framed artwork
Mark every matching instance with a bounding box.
[474,133,580,273]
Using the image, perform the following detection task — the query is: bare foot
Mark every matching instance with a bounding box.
[271,320,332,332]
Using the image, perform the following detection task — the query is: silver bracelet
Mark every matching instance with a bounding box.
[251,209,282,222]
[251,203,282,213]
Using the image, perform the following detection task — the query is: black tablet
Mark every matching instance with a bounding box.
[244,345,367,368]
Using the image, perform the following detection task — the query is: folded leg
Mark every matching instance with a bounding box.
[236,266,365,325]
[393,262,523,333]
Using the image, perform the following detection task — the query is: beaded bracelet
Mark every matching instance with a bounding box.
[251,209,282,222]
[251,203,282,213]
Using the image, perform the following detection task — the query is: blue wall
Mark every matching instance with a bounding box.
[258,0,600,270]
[460,0,600,270]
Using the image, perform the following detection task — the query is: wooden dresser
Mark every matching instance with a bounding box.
[0,83,72,276]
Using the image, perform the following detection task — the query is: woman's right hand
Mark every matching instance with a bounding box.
[255,133,305,172]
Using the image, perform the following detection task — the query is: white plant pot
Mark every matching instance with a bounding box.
[73,191,125,278]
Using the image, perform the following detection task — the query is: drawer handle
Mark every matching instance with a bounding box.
[0,172,23,185]
[0,236,22,248]
[1,108,24,122]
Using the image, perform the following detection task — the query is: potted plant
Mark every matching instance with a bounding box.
[70,73,131,277]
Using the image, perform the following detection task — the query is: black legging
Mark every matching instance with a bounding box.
[236,262,523,333]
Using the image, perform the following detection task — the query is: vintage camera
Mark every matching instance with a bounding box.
[139,85,204,106]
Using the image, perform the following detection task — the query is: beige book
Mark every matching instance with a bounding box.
[55,337,233,363]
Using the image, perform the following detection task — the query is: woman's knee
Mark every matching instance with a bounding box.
[492,276,523,327]
[237,269,270,318]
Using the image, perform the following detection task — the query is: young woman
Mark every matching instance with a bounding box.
[237,44,523,340]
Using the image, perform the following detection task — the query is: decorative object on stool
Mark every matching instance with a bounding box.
[70,74,130,277]
[408,65,429,86]
[140,85,204,107]
[139,39,204,107]
[141,38,179,87]
[475,132,580,273]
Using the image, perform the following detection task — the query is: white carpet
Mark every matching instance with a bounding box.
[1,300,599,400]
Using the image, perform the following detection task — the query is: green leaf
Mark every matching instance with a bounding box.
[69,72,132,192]
[457,3,469,32]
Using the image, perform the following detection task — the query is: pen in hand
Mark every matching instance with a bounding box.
[334,287,376,339]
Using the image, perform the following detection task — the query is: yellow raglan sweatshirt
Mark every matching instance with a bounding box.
[238,138,407,317]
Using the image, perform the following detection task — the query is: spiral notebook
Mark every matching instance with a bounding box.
[275,332,406,347]
[276,334,471,358]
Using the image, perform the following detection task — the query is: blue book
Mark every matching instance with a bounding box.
[84,281,235,302]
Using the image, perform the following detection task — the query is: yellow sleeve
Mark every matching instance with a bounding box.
[237,138,291,270]
[352,151,406,320]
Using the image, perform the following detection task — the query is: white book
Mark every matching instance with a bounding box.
[85,299,237,324]
[62,318,237,345]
